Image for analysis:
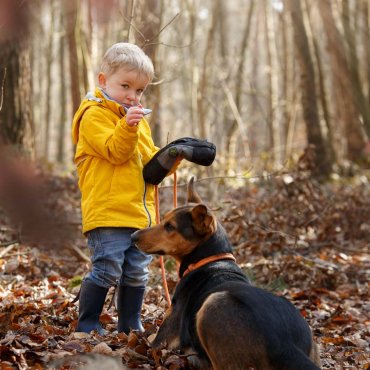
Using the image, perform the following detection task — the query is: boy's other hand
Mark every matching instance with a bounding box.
[126,106,144,127]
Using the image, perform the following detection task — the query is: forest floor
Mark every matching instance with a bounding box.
[0,159,369,370]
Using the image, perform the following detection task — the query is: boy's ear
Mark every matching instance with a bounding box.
[98,72,106,88]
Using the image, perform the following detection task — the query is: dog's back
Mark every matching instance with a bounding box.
[197,281,321,370]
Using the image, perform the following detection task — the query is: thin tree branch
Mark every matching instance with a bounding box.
[141,12,182,48]
[141,41,192,50]
[120,8,182,50]
[0,67,7,112]
[119,9,145,43]
[158,167,306,190]
[221,79,252,164]
[127,0,136,42]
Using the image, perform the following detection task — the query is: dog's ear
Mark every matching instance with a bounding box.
[191,204,216,236]
[187,177,203,204]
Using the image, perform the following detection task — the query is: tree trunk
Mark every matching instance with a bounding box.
[226,0,255,167]
[0,0,34,154]
[63,0,81,118]
[279,9,289,157]
[285,0,331,177]
[317,0,366,161]
[43,0,55,159]
[185,0,198,138]
[304,0,336,164]
[57,4,67,164]
[135,0,163,145]
[362,0,370,107]
[264,0,282,168]
[342,0,370,138]
[197,3,217,140]
[264,1,274,159]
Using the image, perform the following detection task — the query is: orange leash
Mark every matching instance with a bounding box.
[173,171,178,208]
[155,184,172,307]
[173,172,180,275]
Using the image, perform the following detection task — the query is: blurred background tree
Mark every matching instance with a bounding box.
[0,0,369,180]
[0,0,35,151]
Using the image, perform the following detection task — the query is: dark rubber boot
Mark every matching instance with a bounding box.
[75,280,108,334]
[117,285,145,334]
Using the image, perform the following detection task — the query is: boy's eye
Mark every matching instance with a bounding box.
[164,222,176,232]
[121,84,129,89]
[136,89,144,95]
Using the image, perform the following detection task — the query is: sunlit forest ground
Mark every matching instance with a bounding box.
[0,154,369,369]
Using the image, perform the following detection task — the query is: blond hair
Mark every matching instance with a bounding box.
[100,43,154,81]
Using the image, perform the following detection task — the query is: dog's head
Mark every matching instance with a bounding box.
[131,178,217,261]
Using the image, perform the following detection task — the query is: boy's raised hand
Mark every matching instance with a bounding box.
[125,105,144,127]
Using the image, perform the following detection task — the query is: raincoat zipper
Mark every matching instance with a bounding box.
[143,183,152,227]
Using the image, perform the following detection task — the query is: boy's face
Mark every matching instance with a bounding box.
[98,67,150,106]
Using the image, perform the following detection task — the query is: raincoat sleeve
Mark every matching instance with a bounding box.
[79,107,139,165]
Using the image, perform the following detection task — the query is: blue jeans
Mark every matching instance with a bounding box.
[84,227,152,289]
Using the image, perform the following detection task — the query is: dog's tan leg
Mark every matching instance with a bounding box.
[309,340,322,369]
[151,305,182,350]
[196,291,269,370]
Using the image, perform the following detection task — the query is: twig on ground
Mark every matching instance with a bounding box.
[0,243,19,258]
[0,240,20,248]
[69,244,90,263]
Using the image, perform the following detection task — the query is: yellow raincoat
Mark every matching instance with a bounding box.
[72,88,159,234]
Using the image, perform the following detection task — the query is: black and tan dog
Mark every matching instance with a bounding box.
[131,178,321,370]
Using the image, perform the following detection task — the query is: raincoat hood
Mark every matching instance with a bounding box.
[72,88,125,145]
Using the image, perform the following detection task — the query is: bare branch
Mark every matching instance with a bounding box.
[142,41,192,50]
[0,67,6,112]
[141,12,182,48]
[221,79,252,164]
[119,11,145,43]
[158,167,306,190]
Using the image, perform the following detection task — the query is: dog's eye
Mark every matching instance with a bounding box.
[164,222,176,232]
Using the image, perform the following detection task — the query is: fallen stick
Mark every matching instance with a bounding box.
[69,244,90,263]
[0,243,19,259]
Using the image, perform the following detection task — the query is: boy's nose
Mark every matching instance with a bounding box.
[127,96,137,105]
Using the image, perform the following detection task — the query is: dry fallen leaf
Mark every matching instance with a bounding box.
[92,342,113,355]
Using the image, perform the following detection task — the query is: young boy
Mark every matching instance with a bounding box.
[72,43,159,334]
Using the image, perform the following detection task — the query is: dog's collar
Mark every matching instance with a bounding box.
[181,253,236,278]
